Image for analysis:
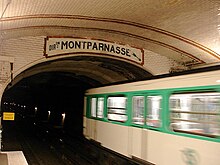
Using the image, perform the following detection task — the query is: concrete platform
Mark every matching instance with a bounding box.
[0,151,28,165]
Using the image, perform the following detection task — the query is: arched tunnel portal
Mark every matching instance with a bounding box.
[0,56,152,138]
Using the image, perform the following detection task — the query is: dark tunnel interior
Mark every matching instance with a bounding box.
[0,56,153,143]
[1,72,93,138]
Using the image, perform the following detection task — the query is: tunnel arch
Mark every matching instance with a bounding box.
[0,55,152,136]
[5,55,153,91]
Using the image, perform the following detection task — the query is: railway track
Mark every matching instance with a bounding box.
[2,118,93,165]
[2,116,144,165]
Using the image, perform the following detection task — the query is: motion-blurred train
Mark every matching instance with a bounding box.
[83,69,220,165]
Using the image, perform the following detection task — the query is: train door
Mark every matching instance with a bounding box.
[83,96,87,137]
[129,94,147,160]
[84,96,98,140]
[145,92,163,164]
[129,92,163,162]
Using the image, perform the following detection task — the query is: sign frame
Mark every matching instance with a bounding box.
[44,36,144,66]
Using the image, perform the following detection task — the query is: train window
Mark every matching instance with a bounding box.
[107,96,127,122]
[132,96,144,125]
[97,97,104,118]
[170,92,220,137]
[90,98,97,117]
[146,96,162,127]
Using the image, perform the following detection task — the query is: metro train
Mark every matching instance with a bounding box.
[83,69,220,165]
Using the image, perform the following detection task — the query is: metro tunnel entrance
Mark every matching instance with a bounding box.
[0,56,152,142]
[0,73,151,165]
[0,72,94,164]
[0,56,152,164]
[1,71,91,139]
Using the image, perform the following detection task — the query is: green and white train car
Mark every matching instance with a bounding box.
[83,69,220,165]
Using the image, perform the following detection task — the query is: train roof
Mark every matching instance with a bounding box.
[85,66,220,95]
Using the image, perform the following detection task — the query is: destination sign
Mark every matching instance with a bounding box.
[44,37,144,65]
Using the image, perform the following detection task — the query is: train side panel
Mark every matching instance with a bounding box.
[84,118,149,160]
[130,127,148,160]
[96,121,130,156]
[84,117,220,165]
[86,119,147,160]
[147,130,220,165]
[84,118,97,140]
[84,70,220,164]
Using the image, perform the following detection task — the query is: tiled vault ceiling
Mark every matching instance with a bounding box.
[1,0,220,87]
